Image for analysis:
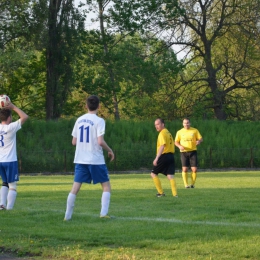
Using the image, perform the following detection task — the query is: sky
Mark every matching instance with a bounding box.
[74,0,100,29]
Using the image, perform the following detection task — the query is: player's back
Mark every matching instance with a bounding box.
[72,113,105,165]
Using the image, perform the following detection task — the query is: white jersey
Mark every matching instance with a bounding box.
[0,119,21,162]
[72,113,106,165]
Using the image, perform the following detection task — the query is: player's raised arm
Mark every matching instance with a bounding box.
[5,103,29,125]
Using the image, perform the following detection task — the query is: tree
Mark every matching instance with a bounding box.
[72,29,183,120]
[0,0,46,113]
[110,0,260,120]
[73,0,183,120]
[46,0,85,120]
[0,0,86,120]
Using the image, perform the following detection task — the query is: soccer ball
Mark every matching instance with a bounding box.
[0,95,11,109]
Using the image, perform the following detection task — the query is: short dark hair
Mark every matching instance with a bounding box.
[87,95,100,111]
[0,109,11,122]
[156,118,165,124]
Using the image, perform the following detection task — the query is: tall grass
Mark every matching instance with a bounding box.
[0,172,260,259]
[19,119,260,151]
[16,119,260,172]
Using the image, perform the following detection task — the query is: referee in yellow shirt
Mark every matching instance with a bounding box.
[175,118,203,188]
[150,118,178,198]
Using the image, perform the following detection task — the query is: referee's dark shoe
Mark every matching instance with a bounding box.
[156,193,166,197]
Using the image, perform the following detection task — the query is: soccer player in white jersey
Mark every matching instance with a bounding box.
[64,95,114,220]
[0,103,29,210]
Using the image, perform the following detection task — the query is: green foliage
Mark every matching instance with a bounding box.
[2,0,260,122]
[73,30,183,119]
[15,118,260,173]
[110,0,181,33]
[1,173,260,259]
[110,0,260,120]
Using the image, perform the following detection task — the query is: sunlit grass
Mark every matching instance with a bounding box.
[0,172,260,259]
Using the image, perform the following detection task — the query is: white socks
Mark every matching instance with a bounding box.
[1,186,17,210]
[65,193,76,220]
[0,186,9,207]
[100,191,111,217]
[64,191,111,220]
[7,190,17,210]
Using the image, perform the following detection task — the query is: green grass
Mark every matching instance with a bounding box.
[1,172,260,259]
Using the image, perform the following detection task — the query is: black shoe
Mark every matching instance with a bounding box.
[156,193,166,197]
[190,185,195,188]
[0,205,6,210]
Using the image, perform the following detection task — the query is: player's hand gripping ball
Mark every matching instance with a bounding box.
[0,94,11,109]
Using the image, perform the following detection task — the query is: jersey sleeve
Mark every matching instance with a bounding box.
[157,132,165,146]
[97,118,105,137]
[175,131,180,142]
[196,130,202,140]
[10,120,22,132]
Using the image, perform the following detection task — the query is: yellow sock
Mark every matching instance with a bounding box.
[170,179,177,197]
[191,172,197,185]
[182,172,188,187]
[153,176,164,194]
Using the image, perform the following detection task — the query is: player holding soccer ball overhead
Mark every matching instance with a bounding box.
[0,100,29,210]
[150,118,178,198]
[64,95,114,220]
[175,118,203,188]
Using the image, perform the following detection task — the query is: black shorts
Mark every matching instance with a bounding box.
[152,153,175,176]
[180,151,198,167]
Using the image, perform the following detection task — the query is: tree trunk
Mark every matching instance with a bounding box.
[98,0,120,120]
[46,0,61,120]
[204,45,227,120]
[46,0,77,120]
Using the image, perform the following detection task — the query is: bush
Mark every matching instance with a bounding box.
[17,119,260,173]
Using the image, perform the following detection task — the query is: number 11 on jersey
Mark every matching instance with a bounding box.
[79,125,90,143]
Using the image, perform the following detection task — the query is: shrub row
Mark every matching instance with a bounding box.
[17,118,260,173]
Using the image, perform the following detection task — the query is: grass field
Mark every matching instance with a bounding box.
[0,172,260,260]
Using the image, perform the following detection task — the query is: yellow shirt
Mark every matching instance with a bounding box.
[157,128,175,154]
[175,127,202,152]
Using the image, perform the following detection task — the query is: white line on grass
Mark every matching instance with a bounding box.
[119,216,260,228]
[21,209,260,228]
[75,212,260,228]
